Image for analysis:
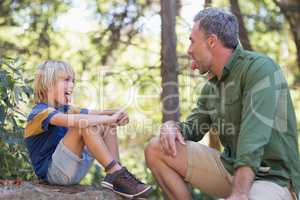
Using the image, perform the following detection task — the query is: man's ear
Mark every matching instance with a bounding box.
[207,34,218,48]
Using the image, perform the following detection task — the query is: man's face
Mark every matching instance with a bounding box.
[187,22,213,74]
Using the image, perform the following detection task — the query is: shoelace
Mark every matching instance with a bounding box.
[121,169,143,186]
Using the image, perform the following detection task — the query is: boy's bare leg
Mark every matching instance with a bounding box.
[62,128,85,157]
[62,127,121,173]
[102,126,120,162]
[62,126,152,198]
[144,137,192,200]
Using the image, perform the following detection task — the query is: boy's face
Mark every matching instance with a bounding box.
[48,72,74,106]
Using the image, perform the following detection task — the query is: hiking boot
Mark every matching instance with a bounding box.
[101,167,152,199]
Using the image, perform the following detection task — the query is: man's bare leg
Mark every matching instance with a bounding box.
[144,137,192,200]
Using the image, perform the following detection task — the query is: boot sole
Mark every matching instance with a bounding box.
[101,181,152,199]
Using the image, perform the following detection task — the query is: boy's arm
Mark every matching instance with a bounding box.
[50,111,122,128]
[88,109,129,126]
[88,109,118,115]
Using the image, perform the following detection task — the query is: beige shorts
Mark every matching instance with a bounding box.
[184,141,294,200]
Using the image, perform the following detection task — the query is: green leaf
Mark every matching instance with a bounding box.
[0,70,10,88]
[0,104,5,125]
[21,86,33,98]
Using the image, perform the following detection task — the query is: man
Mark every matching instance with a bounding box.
[144,8,300,200]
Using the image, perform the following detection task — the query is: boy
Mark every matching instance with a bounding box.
[24,60,152,199]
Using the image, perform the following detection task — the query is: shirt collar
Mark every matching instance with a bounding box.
[209,44,243,83]
[56,104,69,113]
[223,44,242,73]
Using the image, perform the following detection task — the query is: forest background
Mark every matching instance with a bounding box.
[0,0,299,199]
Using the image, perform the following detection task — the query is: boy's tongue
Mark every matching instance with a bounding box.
[65,93,71,103]
[191,60,199,70]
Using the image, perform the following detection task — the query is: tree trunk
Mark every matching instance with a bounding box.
[273,0,300,71]
[176,0,181,16]
[229,0,252,51]
[160,0,180,122]
[204,0,212,8]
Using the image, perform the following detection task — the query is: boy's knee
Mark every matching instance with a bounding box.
[67,128,83,138]
[81,126,104,137]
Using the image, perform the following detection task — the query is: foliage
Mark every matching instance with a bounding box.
[0,57,34,180]
[0,0,299,199]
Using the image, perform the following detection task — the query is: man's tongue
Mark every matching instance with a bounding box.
[191,60,199,70]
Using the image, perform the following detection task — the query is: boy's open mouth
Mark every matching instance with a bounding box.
[64,91,72,102]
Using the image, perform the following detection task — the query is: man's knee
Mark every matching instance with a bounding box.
[144,137,161,166]
[248,181,293,200]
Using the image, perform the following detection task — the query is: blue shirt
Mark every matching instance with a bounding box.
[24,103,88,180]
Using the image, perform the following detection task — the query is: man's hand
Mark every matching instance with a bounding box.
[159,121,186,157]
[226,166,254,200]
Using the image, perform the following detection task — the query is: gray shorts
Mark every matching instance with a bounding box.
[46,140,94,185]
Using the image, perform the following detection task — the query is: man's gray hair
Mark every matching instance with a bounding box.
[194,8,239,49]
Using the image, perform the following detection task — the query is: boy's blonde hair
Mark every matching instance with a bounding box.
[34,60,75,104]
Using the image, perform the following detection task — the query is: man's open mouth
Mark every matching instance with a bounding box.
[191,60,199,70]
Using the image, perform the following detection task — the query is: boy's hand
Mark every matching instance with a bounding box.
[111,109,129,126]
[111,110,124,124]
[116,110,129,126]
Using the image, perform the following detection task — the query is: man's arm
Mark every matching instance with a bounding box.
[226,166,255,200]
[230,59,281,199]
[159,84,212,157]
[178,84,212,141]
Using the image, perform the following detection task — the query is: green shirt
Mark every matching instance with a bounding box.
[179,44,300,196]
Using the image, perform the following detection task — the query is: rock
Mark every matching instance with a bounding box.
[0,181,125,200]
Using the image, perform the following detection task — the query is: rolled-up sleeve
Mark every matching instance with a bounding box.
[178,84,211,142]
[234,58,280,173]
